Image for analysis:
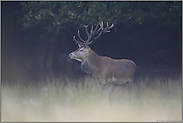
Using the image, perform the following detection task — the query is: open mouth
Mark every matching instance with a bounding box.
[69,54,82,62]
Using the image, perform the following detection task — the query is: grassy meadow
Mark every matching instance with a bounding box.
[1,76,182,122]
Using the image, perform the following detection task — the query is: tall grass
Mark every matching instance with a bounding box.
[1,76,182,122]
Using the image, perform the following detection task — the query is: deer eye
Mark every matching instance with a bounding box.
[79,49,83,51]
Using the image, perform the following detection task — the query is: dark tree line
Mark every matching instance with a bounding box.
[19,1,181,34]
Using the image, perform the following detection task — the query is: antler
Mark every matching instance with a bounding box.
[73,22,114,47]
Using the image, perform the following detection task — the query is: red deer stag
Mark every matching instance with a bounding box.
[69,22,137,103]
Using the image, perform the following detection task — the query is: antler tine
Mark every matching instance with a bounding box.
[88,22,104,44]
[85,23,99,44]
[73,36,79,43]
[73,36,84,45]
[103,22,114,33]
[84,25,90,39]
[88,22,114,45]
[96,22,103,34]
[84,25,95,43]
[93,23,100,33]
[109,23,114,29]
[90,25,93,33]
[92,22,103,40]
[77,30,85,43]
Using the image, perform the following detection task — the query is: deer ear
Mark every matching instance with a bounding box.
[78,44,82,48]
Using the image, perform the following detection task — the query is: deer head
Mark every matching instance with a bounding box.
[69,22,114,62]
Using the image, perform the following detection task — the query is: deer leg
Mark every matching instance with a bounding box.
[126,85,132,104]
[108,85,112,105]
[108,79,117,105]
[94,78,101,92]
[125,78,134,104]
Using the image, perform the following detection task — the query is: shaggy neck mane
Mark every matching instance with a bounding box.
[81,49,102,74]
[87,49,102,69]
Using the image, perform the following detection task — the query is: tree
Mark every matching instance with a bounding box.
[19,1,181,34]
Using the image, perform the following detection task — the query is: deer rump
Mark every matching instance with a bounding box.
[81,55,136,86]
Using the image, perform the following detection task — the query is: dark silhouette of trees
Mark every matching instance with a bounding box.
[19,1,181,34]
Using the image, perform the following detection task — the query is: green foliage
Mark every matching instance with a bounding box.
[19,1,181,33]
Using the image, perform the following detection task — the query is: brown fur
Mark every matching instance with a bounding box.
[83,48,137,85]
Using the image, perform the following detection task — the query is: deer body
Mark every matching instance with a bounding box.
[69,22,136,103]
[72,47,137,85]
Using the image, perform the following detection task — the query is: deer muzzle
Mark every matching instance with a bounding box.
[69,53,74,59]
[69,53,82,62]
